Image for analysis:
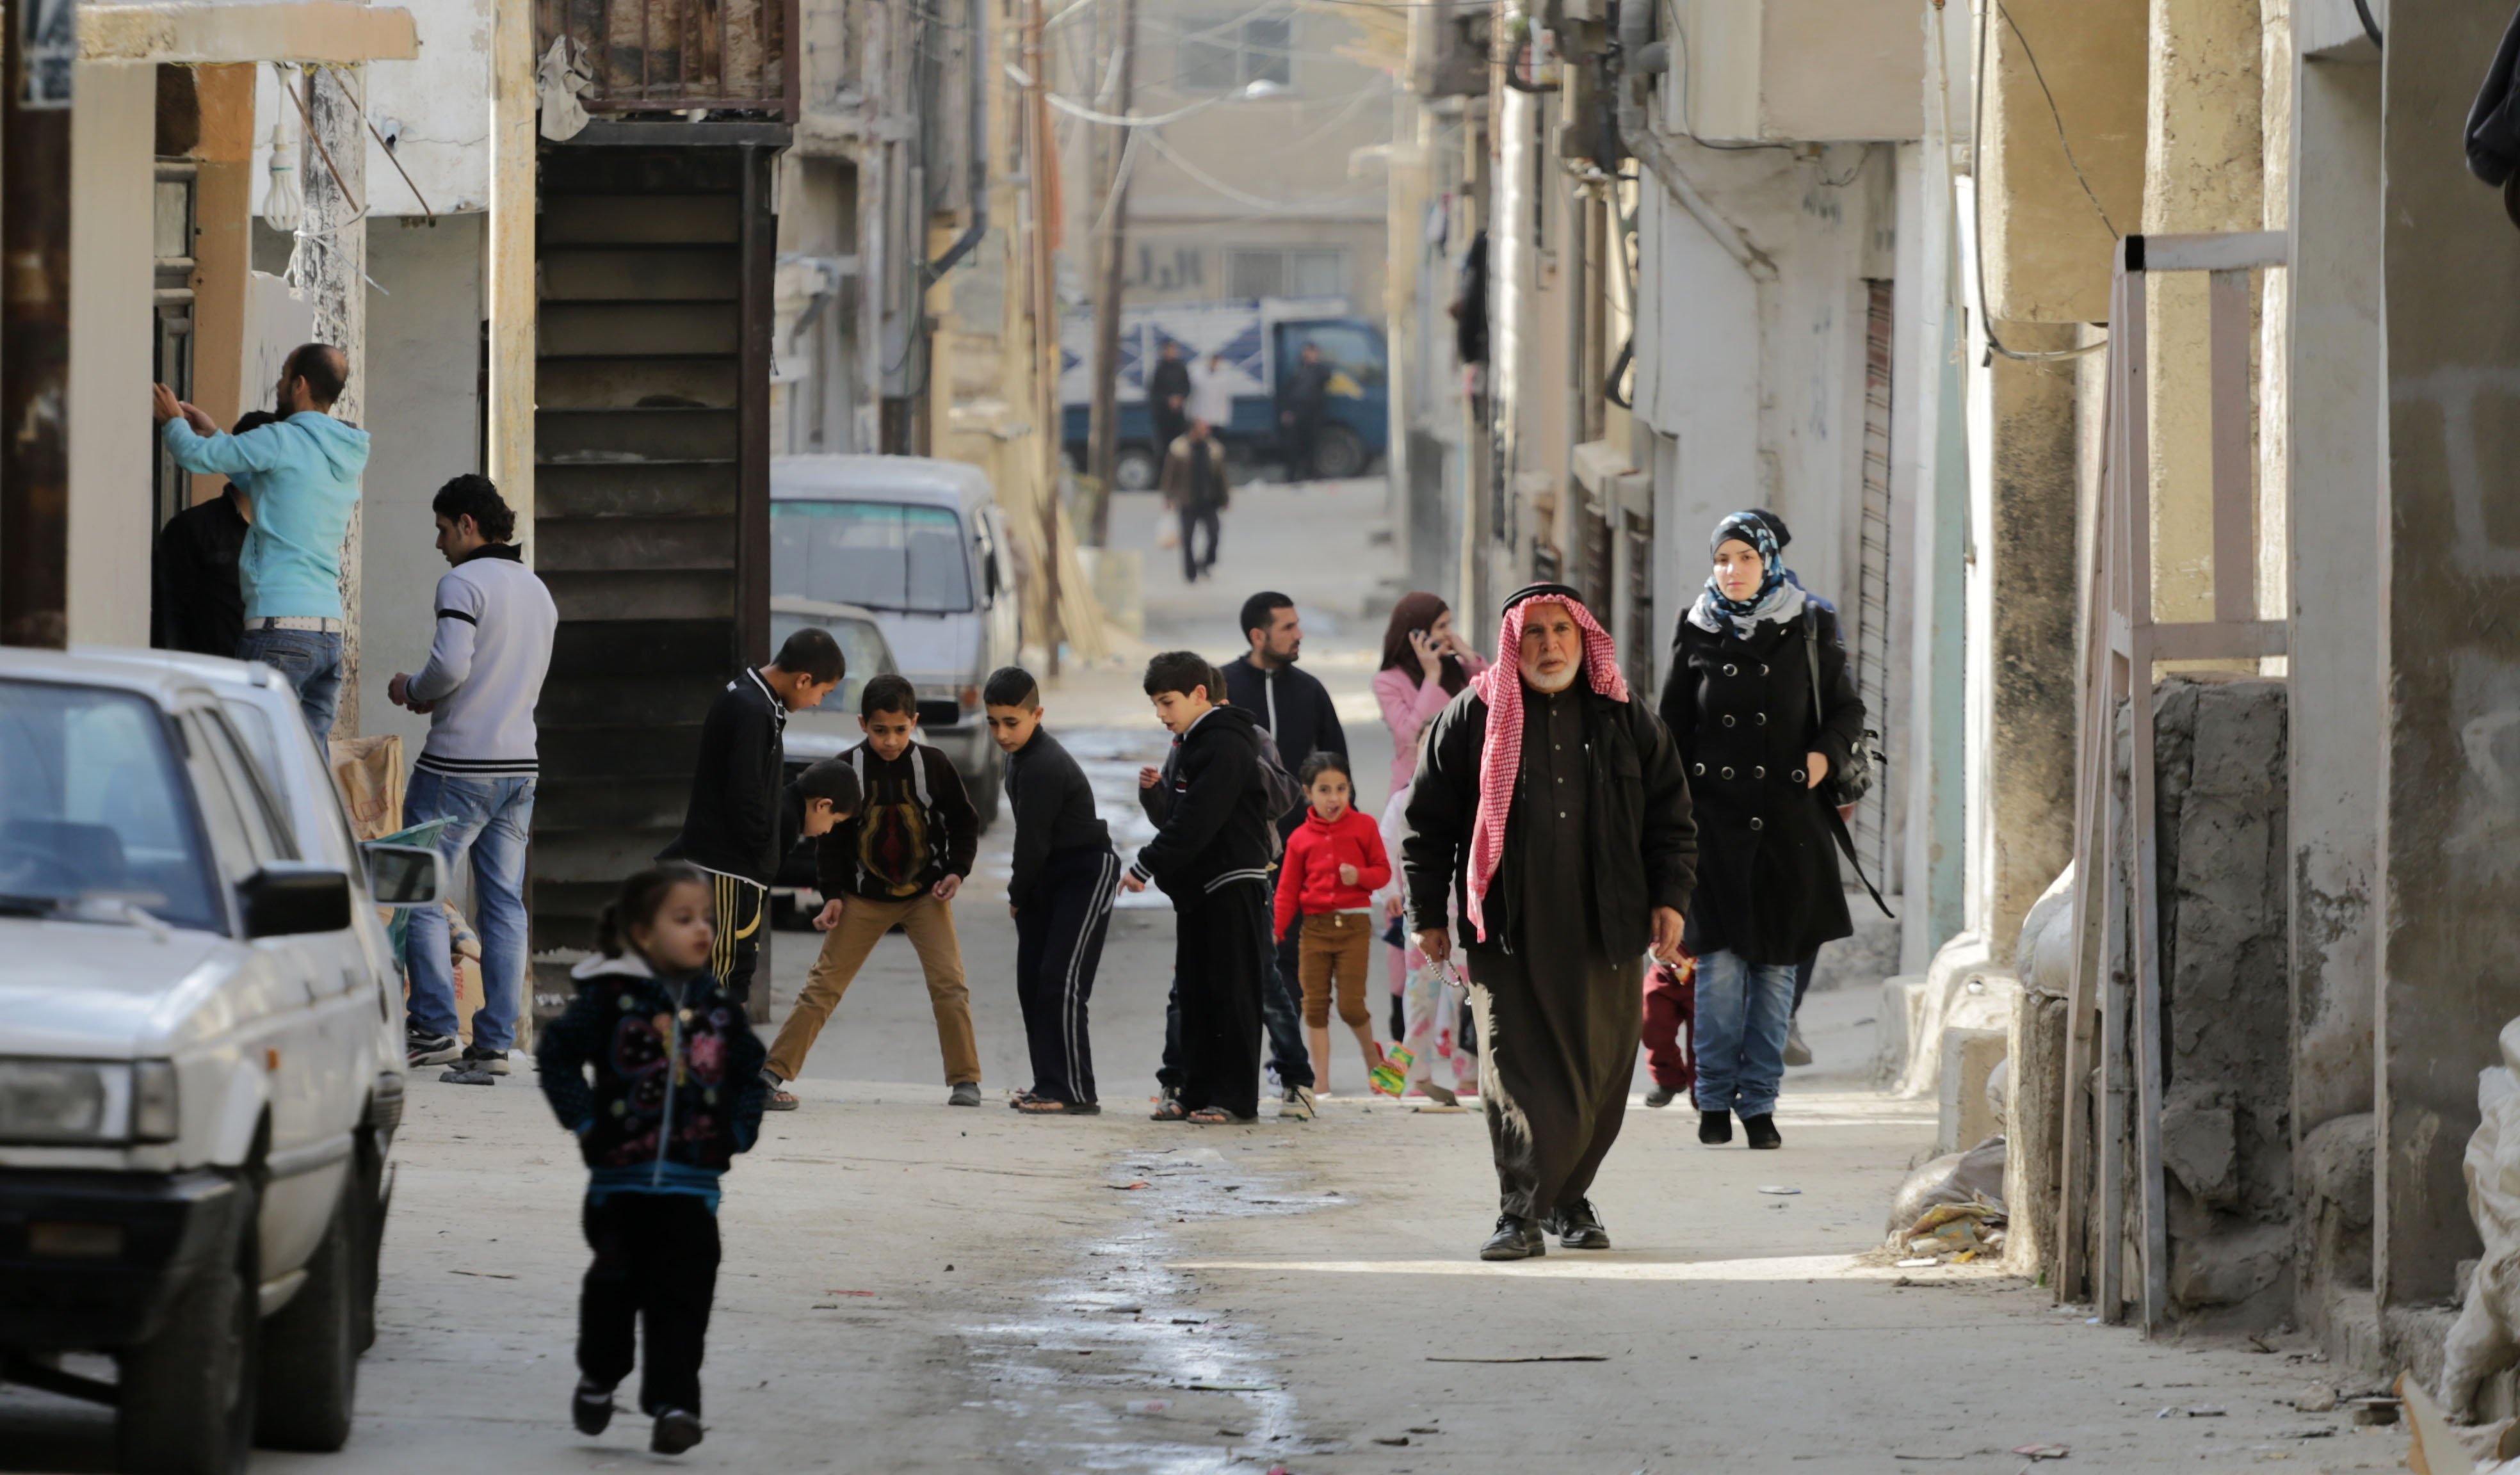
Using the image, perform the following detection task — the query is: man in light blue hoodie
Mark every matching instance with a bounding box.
[153,343,369,738]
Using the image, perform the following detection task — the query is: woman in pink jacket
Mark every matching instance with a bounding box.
[1372,592,1489,796]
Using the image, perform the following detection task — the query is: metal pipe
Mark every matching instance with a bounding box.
[925,0,991,284]
[1611,0,1775,282]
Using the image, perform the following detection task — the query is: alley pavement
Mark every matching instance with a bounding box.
[1,481,2414,1472]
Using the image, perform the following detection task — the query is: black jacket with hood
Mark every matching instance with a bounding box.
[1127,704,1275,901]
[535,950,770,1183]
[1402,681,1697,959]
[1222,654,1348,838]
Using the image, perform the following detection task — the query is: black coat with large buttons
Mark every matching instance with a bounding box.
[1658,606,1864,965]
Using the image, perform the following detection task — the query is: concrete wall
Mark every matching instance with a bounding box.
[66,62,158,649]
[2285,42,2382,1337]
[1978,0,2147,324]
[2374,0,2520,1315]
[1676,0,1926,143]
[355,216,484,759]
[251,0,491,218]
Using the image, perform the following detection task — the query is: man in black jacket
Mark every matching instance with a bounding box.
[1405,586,1697,1261]
[1225,592,1344,1111]
[1147,339,1193,469]
[150,410,278,657]
[659,625,846,1008]
[1120,650,1275,1124]
[1276,341,1332,482]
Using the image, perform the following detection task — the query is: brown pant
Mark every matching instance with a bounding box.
[766,893,980,1085]
[1299,910,1376,1028]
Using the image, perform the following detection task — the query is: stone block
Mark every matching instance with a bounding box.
[1938,1026,2009,1156]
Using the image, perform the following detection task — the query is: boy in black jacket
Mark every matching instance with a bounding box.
[987,665,1118,1114]
[658,626,846,1008]
[763,675,984,1108]
[1119,650,1275,1123]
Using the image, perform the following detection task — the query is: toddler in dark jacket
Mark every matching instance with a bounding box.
[537,864,768,1456]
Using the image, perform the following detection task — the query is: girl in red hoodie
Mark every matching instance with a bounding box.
[1275,753,1394,1094]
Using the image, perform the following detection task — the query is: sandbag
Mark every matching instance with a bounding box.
[1886,1135,2007,1240]
[2441,1019,2520,1419]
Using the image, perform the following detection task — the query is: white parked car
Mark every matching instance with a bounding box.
[0,648,438,1474]
[771,455,1022,824]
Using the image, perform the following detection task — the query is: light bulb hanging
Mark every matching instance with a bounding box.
[261,68,302,235]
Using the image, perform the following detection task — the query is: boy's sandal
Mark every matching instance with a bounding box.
[1186,1108,1254,1125]
[1016,1097,1101,1115]
[764,1087,799,1111]
[1149,1097,1190,1122]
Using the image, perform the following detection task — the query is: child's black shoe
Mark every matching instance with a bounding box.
[571,1379,615,1435]
[651,1408,704,1455]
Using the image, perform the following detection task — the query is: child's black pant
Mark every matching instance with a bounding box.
[579,1193,720,1416]
[1175,878,1268,1118]
[1014,846,1120,1104]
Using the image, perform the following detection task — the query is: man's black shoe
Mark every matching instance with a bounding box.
[1547,1198,1611,1250]
[1699,1109,1734,1146]
[1479,1214,1546,1261]
[571,1380,615,1436]
[1742,1113,1782,1150]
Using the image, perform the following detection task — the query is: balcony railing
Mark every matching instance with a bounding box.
[538,0,798,119]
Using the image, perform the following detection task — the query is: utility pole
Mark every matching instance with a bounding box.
[300,63,369,731]
[0,0,74,649]
[1083,0,1136,547]
[1024,0,1065,673]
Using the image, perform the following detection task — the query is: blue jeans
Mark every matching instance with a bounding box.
[236,627,345,740]
[403,770,535,1052]
[1691,949,1798,1119]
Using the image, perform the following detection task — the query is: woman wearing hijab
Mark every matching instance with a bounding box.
[1373,593,1489,797]
[1658,512,1864,1150]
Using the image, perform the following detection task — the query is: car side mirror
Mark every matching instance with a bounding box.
[241,864,354,939]
[364,843,444,909]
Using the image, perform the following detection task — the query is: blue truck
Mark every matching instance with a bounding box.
[1060,297,1389,490]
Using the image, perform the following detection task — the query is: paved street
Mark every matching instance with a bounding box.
[3,483,2413,1472]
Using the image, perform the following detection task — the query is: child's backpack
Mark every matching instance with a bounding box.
[1252,732,1304,859]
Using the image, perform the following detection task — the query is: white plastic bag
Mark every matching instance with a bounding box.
[1156,508,1181,549]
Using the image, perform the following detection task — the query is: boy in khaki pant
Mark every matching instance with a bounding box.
[763,675,983,1109]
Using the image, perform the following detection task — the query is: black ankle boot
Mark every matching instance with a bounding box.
[1699,1109,1733,1146]
[1742,1113,1782,1149]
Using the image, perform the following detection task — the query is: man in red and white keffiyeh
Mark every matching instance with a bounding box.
[1400,584,1697,1262]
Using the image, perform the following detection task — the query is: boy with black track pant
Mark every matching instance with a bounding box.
[986,666,1119,1114]
[1119,651,1276,1124]
[763,674,984,1109]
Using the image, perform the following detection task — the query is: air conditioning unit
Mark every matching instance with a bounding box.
[1408,0,1490,98]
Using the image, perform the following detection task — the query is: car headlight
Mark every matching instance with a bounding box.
[0,1060,177,1145]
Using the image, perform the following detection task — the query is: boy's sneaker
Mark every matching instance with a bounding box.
[1279,1084,1316,1122]
[650,1408,703,1455]
[407,1030,460,1068]
[458,1045,510,1076]
[948,1081,982,1108]
[1783,1020,1814,1067]
[571,1379,615,1435]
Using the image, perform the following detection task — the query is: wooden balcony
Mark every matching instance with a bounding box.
[538,0,796,118]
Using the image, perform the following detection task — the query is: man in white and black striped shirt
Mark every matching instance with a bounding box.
[390,475,558,1078]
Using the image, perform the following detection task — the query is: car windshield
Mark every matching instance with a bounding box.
[0,680,220,931]
[773,500,974,615]
[768,613,893,714]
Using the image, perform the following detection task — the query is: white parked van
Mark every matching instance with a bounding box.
[770,455,1021,823]
[0,648,438,1473]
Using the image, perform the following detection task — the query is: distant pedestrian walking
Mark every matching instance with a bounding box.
[1274,752,1393,1095]
[389,476,559,1079]
[1160,419,1231,582]
[1374,592,1489,800]
[1405,586,1697,1260]
[537,866,768,1457]
[1277,341,1332,482]
[762,675,983,1109]
[989,666,1119,1114]
[150,410,277,659]
[1658,511,1865,1150]
[1120,652,1277,1124]
[153,343,369,738]
[658,627,846,1009]
[1148,339,1193,469]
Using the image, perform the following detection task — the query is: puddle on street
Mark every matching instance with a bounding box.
[959,1138,1348,1471]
